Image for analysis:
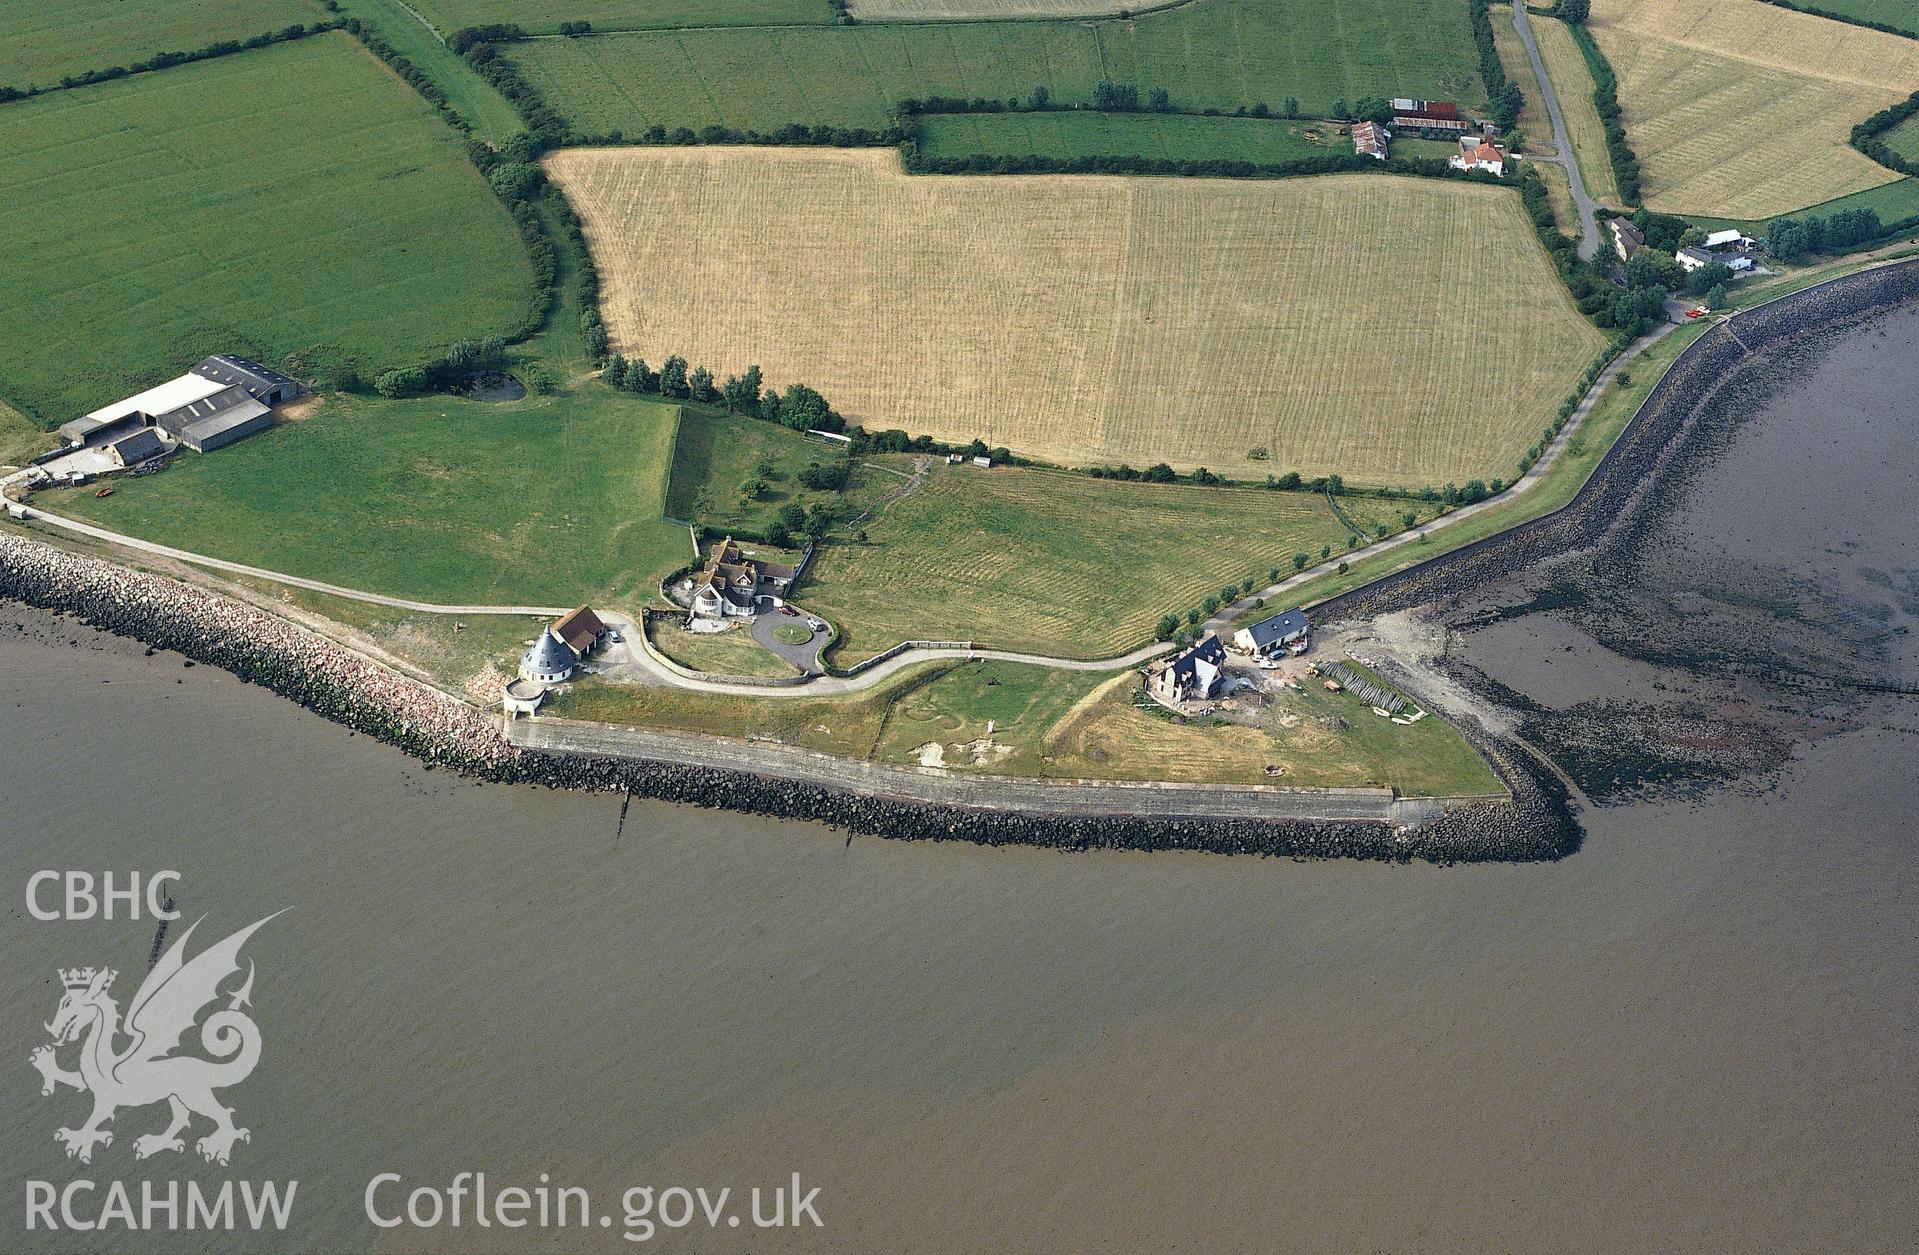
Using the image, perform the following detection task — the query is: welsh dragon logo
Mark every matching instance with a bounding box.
[30,912,281,1166]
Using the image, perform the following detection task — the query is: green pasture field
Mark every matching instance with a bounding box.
[1884,113,1919,165]
[1804,0,1919,37]
[0,0,325,91]
[663,407,860,534]
[408,0,832,33]
[330,0,529,142]
[0,33,537,424]
[0,399,55,468]
[505,0,1481,136]
[801,463,1408,660]
[914,112,1343,162]
[40,389,690,608]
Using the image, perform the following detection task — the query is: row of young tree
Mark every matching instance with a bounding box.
[0,19,340,100]
[1557,5,1643,204]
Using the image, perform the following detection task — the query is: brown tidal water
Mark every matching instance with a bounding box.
[2,306,1917,1252]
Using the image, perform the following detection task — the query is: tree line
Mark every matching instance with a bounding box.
[0,20,343,102]
[1559,11,1643,205]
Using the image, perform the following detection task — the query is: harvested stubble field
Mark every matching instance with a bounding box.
[506,0,1479,135]
[915,111,1342,163]
[799,462,1404,660]
[1589,0,1919,219]
[0,33,536,423]
[0,0,325,91]
[548,148,1604,486]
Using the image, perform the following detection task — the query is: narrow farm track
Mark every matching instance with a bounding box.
[1510,1,1601,260]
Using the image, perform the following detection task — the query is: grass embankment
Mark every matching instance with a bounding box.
[550,149,1606,485]
[0,32,536,424]
[408,0,832,33]
[0,400,55,469]
[41,390,690,609]
[1490,4,1554,154]
[1586,0,1919,220]
[914,112,1346,163]
[803,463,1406,660]
[1529,11,1623,206]
[651,622,798,678]
[0,0,324,91]
[1255,321,1711,614]
[505,0,1481,136]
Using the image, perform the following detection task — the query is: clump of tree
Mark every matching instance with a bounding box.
[1764,207,1884,261]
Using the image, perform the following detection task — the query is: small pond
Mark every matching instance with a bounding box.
[446,370,526,402]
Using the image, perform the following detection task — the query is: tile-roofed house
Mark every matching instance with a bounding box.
[1675,245,1715,272]
[1233,609,1310,656]
[1449,136,1505,175]
[1146,634,1228,705]
[1352,120,1389,160]
[690,536,798,620]
[552,605,607,654]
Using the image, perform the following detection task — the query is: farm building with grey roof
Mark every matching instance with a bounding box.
[56,354,304,454]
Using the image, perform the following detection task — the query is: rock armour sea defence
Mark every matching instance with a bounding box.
[0,532,1572,862]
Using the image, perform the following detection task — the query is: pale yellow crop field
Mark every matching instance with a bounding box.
[547,147,1604,486]
[1590,0,1919,219]
[1532,12,1622,206]
[846,0,1134,18]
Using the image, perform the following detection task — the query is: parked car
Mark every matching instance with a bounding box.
[779,605,799,616]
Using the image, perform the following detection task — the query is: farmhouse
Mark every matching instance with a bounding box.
[691,536,797,620]
[56,355,304,454]
[1675,246,1715,272]
[1391,98,1469,132]
[1352,121,1389,160]
[1703,228,1753,250]
[518,605,610,684]
[1146,633,1228,705]
[1233,609,1310,657]
[1610,219,1646,261]
[1449,137,1505,175]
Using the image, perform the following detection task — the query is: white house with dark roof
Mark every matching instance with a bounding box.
[1233,609,1310,656]
[1146,633,1228,705]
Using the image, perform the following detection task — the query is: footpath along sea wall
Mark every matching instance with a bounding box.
[1315,259,1919,621]
[0,532,1571,862]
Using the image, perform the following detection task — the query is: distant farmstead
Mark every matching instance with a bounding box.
[57,355,304,454]
[1449,137,1506,176]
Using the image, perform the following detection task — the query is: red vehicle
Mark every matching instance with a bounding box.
[93,486,114,498]
[779,605,799,616]
[1686,307,1708,319]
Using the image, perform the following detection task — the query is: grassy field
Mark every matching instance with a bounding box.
[1802,0,1919,37]
[39,389,691,608]
[663,407,861,534]
[408,1,832,32]
[1588,0,1919,219]
[650,621,798,677]
[505,0,1481,135]
[915,112,1345,162]
[0,0,325,91]
[1490,4,1554,154]
[1530,11,1623,205]
[552,652,1501,792]
[549,148,1605,486]
[0,399,55,469]
[801,462,1409,659]
[331,0,529,143]
[1886,113,1919,166]
[0,33,536,424]
[850,0,1139,17]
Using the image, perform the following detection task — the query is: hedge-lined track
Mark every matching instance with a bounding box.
[1589,0,1919,219]
[548,147,1605,487]
[0,32,537,422]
